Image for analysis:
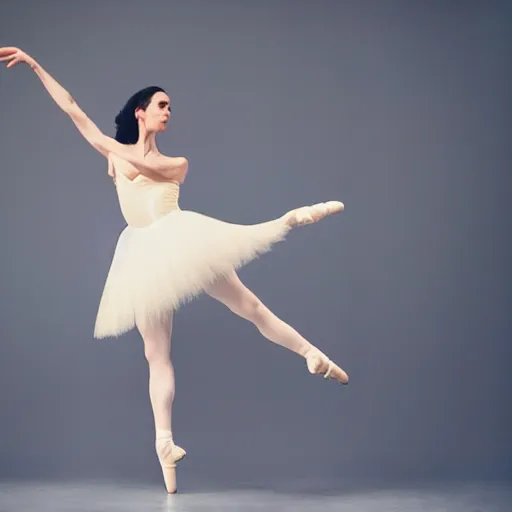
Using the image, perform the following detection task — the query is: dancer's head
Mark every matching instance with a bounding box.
[114,86,171,144]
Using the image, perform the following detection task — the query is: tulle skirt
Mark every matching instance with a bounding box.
[93,209,291,338]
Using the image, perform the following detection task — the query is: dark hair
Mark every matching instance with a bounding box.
[114,86,166,144]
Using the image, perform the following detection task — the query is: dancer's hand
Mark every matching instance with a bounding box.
[0,47,36,69]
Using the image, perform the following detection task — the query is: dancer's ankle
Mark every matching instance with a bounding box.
[156,428,173,441]
[302,345,321,359]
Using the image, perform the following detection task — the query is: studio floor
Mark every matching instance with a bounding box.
[0,479,510,512]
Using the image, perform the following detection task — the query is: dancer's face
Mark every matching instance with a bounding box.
[136,92,171,134]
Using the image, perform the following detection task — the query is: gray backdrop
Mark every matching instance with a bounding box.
[0,0,510,490]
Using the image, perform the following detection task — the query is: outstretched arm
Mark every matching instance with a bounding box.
[0,47,187,181]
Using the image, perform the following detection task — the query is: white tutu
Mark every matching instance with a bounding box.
[94,209,291,338]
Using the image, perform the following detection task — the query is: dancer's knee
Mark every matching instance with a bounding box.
[137,316,173,365]
[234,296,267,324]
[145,347,171,365]
[143,336,171,365]
[207,271,268,323]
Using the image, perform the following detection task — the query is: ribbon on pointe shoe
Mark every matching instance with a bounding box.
[323,359,335,379]
[305,350,349,384]
[155,429,186,465]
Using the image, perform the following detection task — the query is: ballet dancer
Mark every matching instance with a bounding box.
[1,46,349,494]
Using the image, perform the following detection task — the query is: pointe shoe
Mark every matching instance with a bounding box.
[305,349,349,384]
[285,201,344,227]
[156,434,186,494]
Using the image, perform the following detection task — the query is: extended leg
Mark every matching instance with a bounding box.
[204,271,348,384]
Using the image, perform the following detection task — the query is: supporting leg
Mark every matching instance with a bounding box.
[138,314,175,433]
[138,313,186,493]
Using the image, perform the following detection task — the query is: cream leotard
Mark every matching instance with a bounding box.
[110,154,181,228]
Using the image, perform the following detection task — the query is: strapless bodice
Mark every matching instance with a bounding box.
[115,172,181,228]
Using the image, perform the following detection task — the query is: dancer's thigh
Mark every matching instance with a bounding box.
[204,271,261,316]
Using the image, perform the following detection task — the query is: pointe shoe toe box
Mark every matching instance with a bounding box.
[325,200,344,213]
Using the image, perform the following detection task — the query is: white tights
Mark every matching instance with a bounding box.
[138,270,320,435]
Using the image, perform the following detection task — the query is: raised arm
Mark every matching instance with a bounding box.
[0,47,187,181]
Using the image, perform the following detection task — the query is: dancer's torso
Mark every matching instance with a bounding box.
[110,154,181,228]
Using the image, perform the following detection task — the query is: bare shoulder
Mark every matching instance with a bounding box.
[110,148,139,180]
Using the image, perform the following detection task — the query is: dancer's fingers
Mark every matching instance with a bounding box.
[0,47,20,57]
[0,54,17,62]
[6,58,20,68]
